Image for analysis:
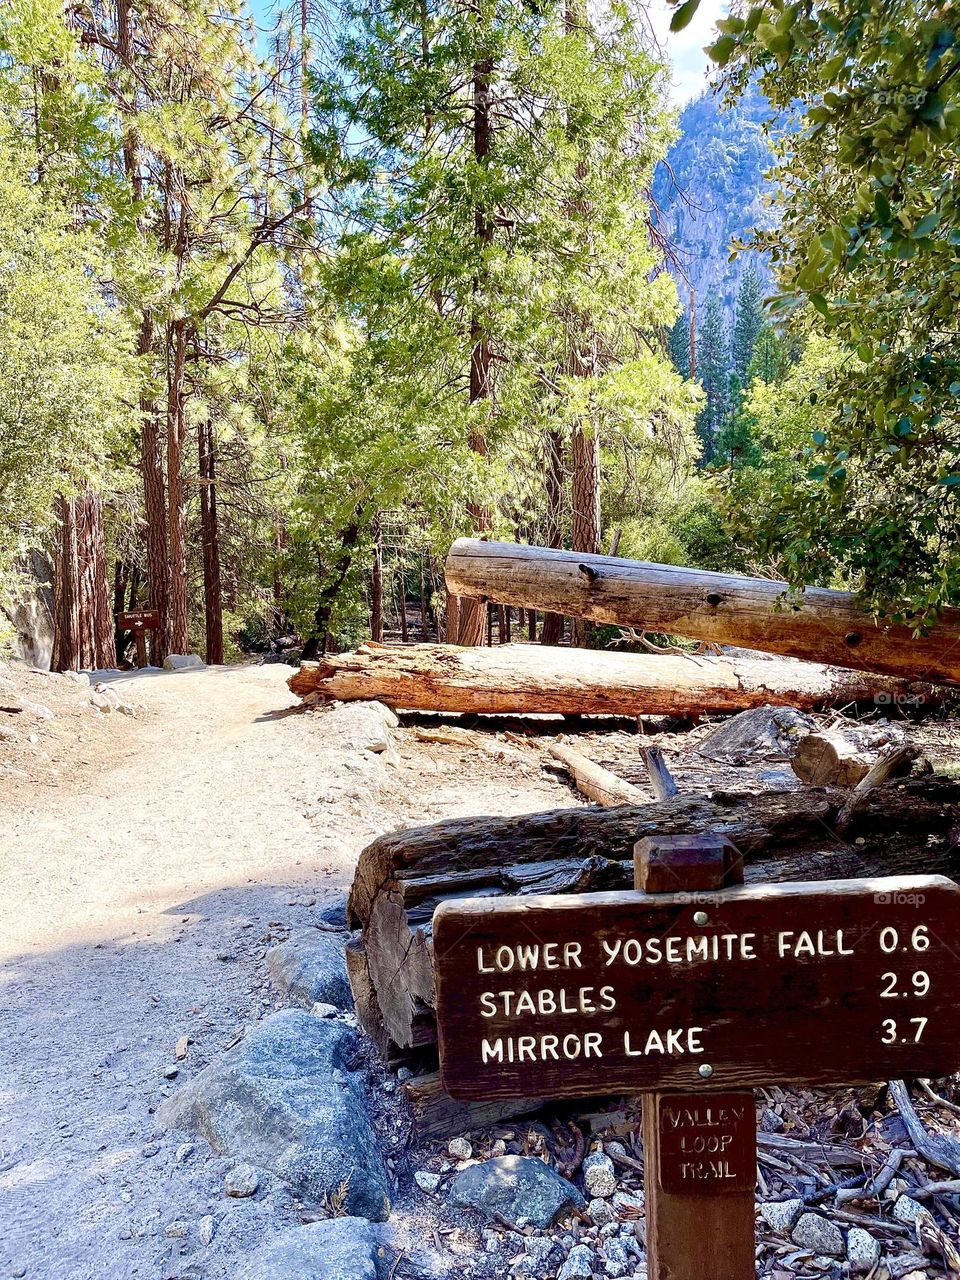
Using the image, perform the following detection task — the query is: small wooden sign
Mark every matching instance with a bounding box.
[117,608,160,631]
[433,875,960,1100]
[654,1091,757,1194]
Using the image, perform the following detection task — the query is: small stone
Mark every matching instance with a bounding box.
[558,1244,595,1280]
[512,1238,563,1274]
[599,1221,620,1241]
[141,1141,160,1158]
[760,1198,804,1235]
[589,1197,616,1225]
[892,1193,924,1225]
[198,1215,215,1246]
[791,1212,844,1257]
[448,1136,473,1161]
[491,1139,507,1157]
[162,1065,179,1080]
[602,1237,632,1278]
[604,1141,629,1160]
[415,1170,441,1194]
[449,1155,585,1229]
[847,1226,881,1274]
[611,1190,643,1216]
[583,1152,617,1199]
[482,1229,500,1254]
[11,1266,27,1278]
[164,1221,188,1239]
[760,1107,785,1133]
[310,1002,339,1019]
[225,1163,260,1198]
[173,1142,194,1163]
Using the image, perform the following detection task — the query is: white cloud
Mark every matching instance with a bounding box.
[647,0,728,104]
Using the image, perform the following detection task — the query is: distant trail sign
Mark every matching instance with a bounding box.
[116,608,160,668]
[434,875,960,1100]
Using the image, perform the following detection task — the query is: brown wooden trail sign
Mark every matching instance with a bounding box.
[433,835,960,1280]
[116,608,160,668]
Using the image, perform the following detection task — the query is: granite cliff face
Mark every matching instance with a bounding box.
[653,84,779,319]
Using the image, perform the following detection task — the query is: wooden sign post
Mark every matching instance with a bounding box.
[433,838,960,1279]
[116,608,160,668]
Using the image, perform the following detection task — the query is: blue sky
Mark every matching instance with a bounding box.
[647,0,727,103]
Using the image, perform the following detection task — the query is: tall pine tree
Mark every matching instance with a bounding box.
[730,265,765,383]
[696,293,729,461]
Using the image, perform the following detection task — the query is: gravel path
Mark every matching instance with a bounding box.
[0,661,572,1280]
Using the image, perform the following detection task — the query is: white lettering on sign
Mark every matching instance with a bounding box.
[600,933,758,966]
[624,1027,704,1056]
[478,986,617,1018]
[476,942,583,973]
[480,1032,603,1063]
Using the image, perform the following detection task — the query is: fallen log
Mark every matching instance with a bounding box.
[444,538,960,686]
[346,775,960,1068]
[792,724,911,788]
[288,642,919,717]
[547,742,646,806]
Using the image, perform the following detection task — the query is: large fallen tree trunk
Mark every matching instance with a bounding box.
[346,775,960,1073]
[445,538,960,686]
[289,642,920,717]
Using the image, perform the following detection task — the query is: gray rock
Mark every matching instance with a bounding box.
[583,1151,617,1199]
[449,1156,585,1229]
[513,1237,563,1274]
[157,1010,389,1221]
[226,1163,260,1197]
[317,894,349,929]
[558,1244,595,1280]
[318,701,397,754]
[589,1197,616,1225]
[163,653,206,670]
[448,1137,472,1161]
[791,1212,844,1257]
[601,1237,632,1278]
[414,1171,441,1194]
[198,1215,216,1246]
[267,931,353,1011]
[238,1217,377,1280]
[892,1193,924,1225]
[760,1197,804,1234]
[696,704,813,765]
[847,1226,881,1274]
[20,698,54,720]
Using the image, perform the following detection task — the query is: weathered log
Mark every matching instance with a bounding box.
[792,724,911,788]
[402,1071,545,1142]
[346,776,960,1061]
[547,742,646,806]
[444,538,960,686]
[289,642,919,717]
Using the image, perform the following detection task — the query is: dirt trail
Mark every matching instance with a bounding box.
[0,662,572,1280]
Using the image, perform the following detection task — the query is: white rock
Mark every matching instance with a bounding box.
[310,1002,340,1019]
[611,1190,643,1215]
[163,653,206,670]
[225,1163,260,1198]
[414,1170,441,1194]
[448,1137,473,1161]
[589,1197,616,1225]
[198,1215,215,1246]
[892,1193,924,1225]
[558,1244,595,1280]
[760,1197,804,1234]
[847,1226,881,1274]
[491,1139,507,1157]
[21,699,54,720]
[791,1212,844,1257]
[601,1237,632,1278]
[583,1151,617,1199]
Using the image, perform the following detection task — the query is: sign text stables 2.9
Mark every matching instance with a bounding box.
[434,875,960,1100]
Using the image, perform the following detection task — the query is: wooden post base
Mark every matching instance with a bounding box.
[635,835,757,1280]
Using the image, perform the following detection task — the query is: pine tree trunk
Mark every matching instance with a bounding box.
[75,488,116,669]
[444,589,459,644]
[166,318,189,655]
[458,54,495,648]
[52,494,80,672]
[198,417,224,665]
[540,428,566,646]
[570,425,600,647]
[371,514,384,642]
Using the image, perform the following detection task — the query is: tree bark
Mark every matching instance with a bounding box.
[570,427,601,647]
[76,488,116,669]
[198,416,223,665]
[51,494,80,672]
[345,774,960,1058]
[288,642,921,717]
[371,514,383,643]
[445,539,960,686]
[165,317,189,656]
[457,52,495,648]
[540,428,566,646]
